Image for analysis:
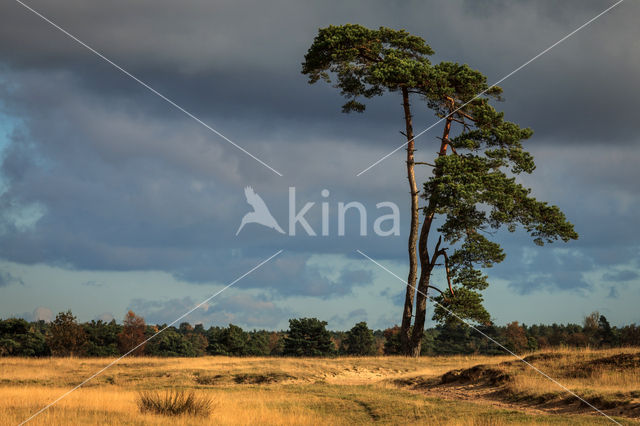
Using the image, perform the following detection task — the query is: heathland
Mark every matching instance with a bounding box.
[2,348,638,425]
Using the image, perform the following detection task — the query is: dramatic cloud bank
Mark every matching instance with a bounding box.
[1,0,638,328]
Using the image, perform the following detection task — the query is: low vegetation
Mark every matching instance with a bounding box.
[0,348,637,424]
[395,347,640,420]
[137,389,213,417]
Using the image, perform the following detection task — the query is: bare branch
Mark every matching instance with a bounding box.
[430,235,443,266]
[426,285,445,295]
[457,110,476,122]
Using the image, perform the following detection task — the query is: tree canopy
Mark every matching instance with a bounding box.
[302,24,434,112]
[420,61,577,328]
[283,317,335,357]
[343,321,376,355]
[303,24,578,356]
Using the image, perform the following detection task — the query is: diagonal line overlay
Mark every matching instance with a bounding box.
[356,0,625,176]
[13,0,283,177]
[356,249,622,425]
[19,249,284,425]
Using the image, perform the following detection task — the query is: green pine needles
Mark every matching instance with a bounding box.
[302,24,578,356]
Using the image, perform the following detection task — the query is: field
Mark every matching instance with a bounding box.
[1,348,639,425]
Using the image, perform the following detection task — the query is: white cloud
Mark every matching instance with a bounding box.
[33,306,53,322]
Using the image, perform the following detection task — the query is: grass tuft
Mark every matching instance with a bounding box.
[137,388,213,417]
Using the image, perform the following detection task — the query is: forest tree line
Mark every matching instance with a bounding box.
[1,310,639,358]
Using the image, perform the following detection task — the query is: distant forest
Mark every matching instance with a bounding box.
[2,310,639,358]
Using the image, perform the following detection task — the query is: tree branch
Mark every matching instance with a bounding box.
[354,45,382,63]
[426,285,445,295]
[437,137,458,156]
[430,239,455,297]
[457,110,476,122]
[442,250,454,296]
[430,235,442,266]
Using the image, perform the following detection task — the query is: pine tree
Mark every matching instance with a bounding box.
[284,318,335,357]
[303,25,578,356]
[302,25,433,354]
[343,322,376,355]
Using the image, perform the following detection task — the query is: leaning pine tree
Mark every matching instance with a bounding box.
[302,25,578,357]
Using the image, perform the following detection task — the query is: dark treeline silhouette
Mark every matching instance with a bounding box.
[1,310,639,358]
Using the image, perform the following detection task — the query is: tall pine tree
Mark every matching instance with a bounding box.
[303,25,578,356]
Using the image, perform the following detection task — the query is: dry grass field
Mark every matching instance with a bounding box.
[1,348,638,425]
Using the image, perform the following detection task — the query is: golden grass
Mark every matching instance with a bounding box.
[0,349,637,425]
[498,347,640,400]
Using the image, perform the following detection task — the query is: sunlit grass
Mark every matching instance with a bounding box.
[0,349,636,425]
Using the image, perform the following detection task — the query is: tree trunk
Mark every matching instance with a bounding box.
[400,87,420,355]
[407,115,453,356]
[409,212,434,356]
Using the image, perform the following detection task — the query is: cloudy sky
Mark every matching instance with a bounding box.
[1,0,638,330]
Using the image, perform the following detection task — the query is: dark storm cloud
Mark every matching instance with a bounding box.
[0,0,638,146]
[0,65,404,295]
[0,85,385,298]
[1,0,639,304]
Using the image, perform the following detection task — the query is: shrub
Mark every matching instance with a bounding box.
[137,389,213,417]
